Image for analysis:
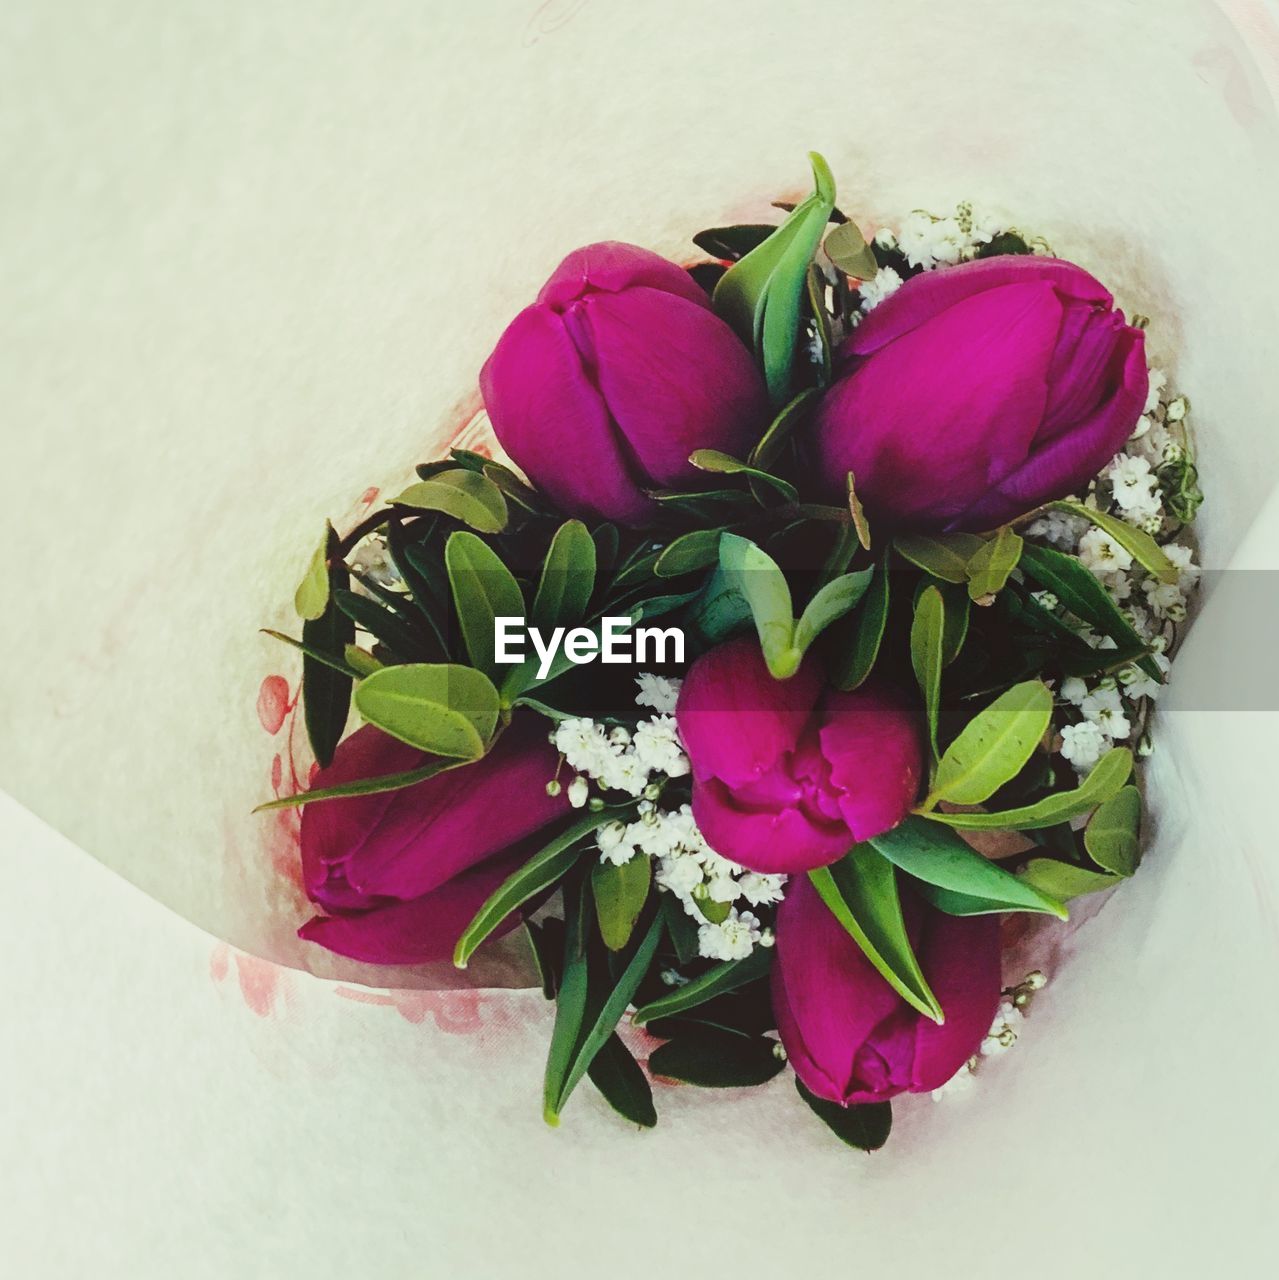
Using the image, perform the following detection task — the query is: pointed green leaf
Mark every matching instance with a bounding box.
[795,1080,892,1151]
[648,1029,785,1088]
[301,526,354,767]
[1020,858,1120,902]
[454,812,611,968]
[895,533,986,583]
[793,569,873,657]
[333,589,429,662]
[966,526,1023,601]
[749,387,819,469]
[254,756,465,812]
[592,854,652,952]
[654,527,727,578]
[1019,544,1159,679]
[1084,784,1141,876]
[911,585,945,757]
[342,643,383,676]
[261,628,357,679]
[1053,500,1178,584]
[831,555,889,691]
[692,224,776,260]
[929,680,1053,807]
[869,818,1068,918]
[920,747,1133,832]
[392,468,508,533]
[294,525,333,621]
[587,1034,656,1127]
[846,472,871,550]
[719,532,797,678]
[445,531,525,679]
[688,449,798,502]
[631,945,772,1026]
[713,152,836,404]
[532,519,596,632]
[809,853,943,1022]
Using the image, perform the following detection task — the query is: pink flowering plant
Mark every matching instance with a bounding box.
[261,155,1202,1150]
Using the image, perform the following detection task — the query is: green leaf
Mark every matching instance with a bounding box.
[1084,784,1141,876]
[687,566,754,645]
[846,472,871,550]
[795,1080,892,1152]
[261,628,357,679]
[868,817,1068,918]
[831,555,889,691]
[809,853,943,1022]
[939,583,970,666]
[532,519,596,633]
[920,747,1133,832]
[806,265,834,383]
[688,449,798,502]
[445,531,525,680]
[525,917,565,999]
[253,756,464,812]
[662,895,702,967]
[654,528,727,578]
[543,879,592,1127]
[631,944,771,1026]
[966,526,1023,601]
[713,152,837,404]
[294,525,333,621]
[648,1028,785,1088]
[392,468,508,534]
[592,855,652,952]
[793,569,873,656]
[894,533,986,583]
[334,589,428,662]
[692,224,776,260]
[823,219,879,279]
[911,584,945,758]
[928,680,1053,807]
[342,643,383,676]
[749,388,819,469]
[454,813,612,968]
[301,526,354,767]
[1053,500,1178,584]
[1019,858,1120,902]
[544,907,665,1124]
[1019,544,1159,679]
[719,532,797,677]
[587,1035,657,1127]
[353,662,498,759]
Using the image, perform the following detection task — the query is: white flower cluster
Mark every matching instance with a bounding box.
[878,200,1016,275]
[551,676,786,962]
[932,972,1047,1101]
[1025,359,1201,775]
[349,532,405,595]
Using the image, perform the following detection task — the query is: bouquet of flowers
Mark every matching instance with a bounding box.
[260,154,1201,1150]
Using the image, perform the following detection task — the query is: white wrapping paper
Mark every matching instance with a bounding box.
[2,0,1278,1271]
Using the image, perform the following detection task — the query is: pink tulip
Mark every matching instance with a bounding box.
[297,715,566,965]
[480,242,768,524]
[773,874,1001,1104]
[675,638,924,874]
[813,256,1148,531]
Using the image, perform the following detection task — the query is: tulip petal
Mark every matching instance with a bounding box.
[582,286,767,486]
[298,849,526,965]
[909,909,1002,1093]
[847,255,1112,358]
[961,324,1147,530]
[300,715,567,909]
[677,638,824,788]
[692,777,852,874]
[772,875,904,1103]
[479,304,653,523]
[819,686,925,841]
[816,281,1062,527]
[538,241,709,311]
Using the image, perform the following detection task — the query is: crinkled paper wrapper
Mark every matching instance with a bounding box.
[2,0,1278,1273]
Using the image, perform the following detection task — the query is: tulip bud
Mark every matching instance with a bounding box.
[480,242,768,525]
[812,256,1149,531]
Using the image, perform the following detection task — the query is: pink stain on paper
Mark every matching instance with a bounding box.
[210,943,292,1018]
[333,985,489,1035]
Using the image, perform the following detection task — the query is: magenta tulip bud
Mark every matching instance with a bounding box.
[297,715,567,965]
[480,242,768,525]
[773,875,1001,1104]
[675,638,924,874]
[813,256,1149,531]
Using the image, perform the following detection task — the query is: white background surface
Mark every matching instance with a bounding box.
[4,1,1279,1275]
